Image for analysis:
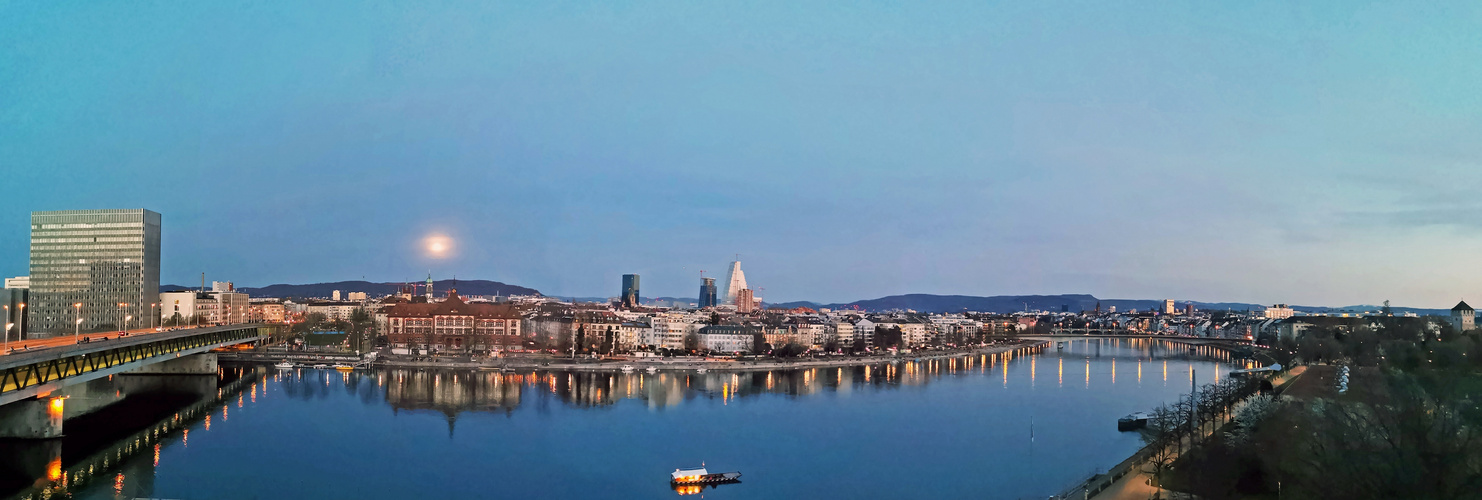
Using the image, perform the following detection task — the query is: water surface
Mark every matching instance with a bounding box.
[15,339,1250,500]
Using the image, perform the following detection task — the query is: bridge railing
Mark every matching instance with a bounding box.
[0,324,277,401]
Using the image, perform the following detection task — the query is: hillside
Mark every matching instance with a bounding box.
[163,279,540,300]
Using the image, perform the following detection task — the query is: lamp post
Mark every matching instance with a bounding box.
[125,315,132,335]
[73,303,82,342]
[150,303,157,331]
[118,302,128,334]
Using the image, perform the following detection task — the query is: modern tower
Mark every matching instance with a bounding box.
[699,277,717,308]
[29,209,161,335]
[621,274,640,308]
[722,259,747,306]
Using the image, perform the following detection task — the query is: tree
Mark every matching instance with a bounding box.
[873,326,904,349]
[1266,374,1482,499]
[774,343,807,358]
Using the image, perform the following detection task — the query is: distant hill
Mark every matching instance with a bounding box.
[769,294,1455,315]
[771,294,1100,313]
[163,279,540,300]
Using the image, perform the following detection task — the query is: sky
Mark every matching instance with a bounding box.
[2,1,1480,307]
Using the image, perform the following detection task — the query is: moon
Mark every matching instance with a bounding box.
[424,235,453,258]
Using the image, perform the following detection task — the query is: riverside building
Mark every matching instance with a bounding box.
[386,291,522,353]
[29,209,161,335]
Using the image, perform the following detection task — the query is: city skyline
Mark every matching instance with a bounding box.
[4,2,1482,306]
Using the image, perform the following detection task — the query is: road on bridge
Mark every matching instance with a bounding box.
[0,324,259,356]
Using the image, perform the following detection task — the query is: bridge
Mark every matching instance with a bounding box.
[0,323,281,438]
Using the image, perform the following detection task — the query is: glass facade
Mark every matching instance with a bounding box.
[29,209,161,335]
[620,274,640,308]
[699,277,717,308]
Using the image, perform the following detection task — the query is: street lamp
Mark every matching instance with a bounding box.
[125,315,132,335]
[117,302,128,334]
[150,303,157,331]
[73,303,82,342]
[4,322,11,353]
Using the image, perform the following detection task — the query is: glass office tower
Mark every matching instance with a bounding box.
[699,277,717,308]
[29,209,161,335]
[620,274,640,308]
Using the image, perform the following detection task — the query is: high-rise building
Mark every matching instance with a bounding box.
[736,288,755,314]
[29,209,161,335]
[722,259,747,305]
[1161,299,1175,315]
[698,277,717,308]
[621,274,640,308]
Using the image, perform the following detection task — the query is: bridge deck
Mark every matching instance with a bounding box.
[0,324,277,406]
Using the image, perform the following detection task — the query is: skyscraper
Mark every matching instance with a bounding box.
[621,274,640,308]
[699,277,717,308]
[722,259,747,306]
[29,209,161,335]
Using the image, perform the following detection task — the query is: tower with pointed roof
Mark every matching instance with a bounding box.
[1452,300,1475,333]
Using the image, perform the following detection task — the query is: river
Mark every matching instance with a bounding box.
[5,338,1252,500]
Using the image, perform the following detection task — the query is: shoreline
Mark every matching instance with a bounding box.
[224,340,1049,372]
[528,340,1048,372]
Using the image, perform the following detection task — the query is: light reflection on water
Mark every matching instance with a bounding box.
[20,338,1252,500]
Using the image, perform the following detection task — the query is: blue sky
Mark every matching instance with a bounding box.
[2,1,1480,306]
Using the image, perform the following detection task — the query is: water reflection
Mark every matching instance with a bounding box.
[362,339,1250,420]
[2,367,263,500]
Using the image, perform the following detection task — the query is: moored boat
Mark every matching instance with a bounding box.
[334,364,354,372]
[646,366,658,374]
[274,361,294,369]
[1117,412,1150,431]
[621,365,634,373]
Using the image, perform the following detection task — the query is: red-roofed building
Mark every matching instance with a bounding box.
[386,291,523,353]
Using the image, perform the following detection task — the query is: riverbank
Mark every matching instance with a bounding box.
[1069,366,1306,500]
[222,340,1048,372]
[527,340,1047,372]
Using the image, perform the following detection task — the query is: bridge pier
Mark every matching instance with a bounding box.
[0,396,64,439]
[58,377,128,421]
[127,353,218,375]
